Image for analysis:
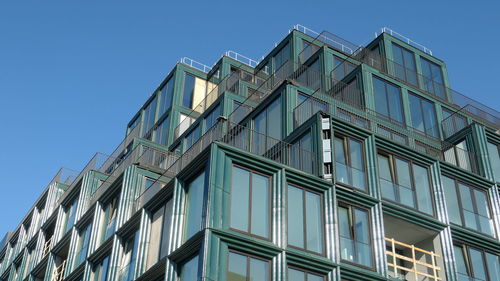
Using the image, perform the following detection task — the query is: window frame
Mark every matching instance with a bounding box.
[391,43,418,86]
[337,202,375,270]
[444,176,495,237]
[183,170,206,241]
[286,183,326,255]
[377,152,435,216]
[408,92,439,138]
[181,72,196,109]
[287,265,327,281]
[454,243,500,281]
[372,76,405,125]
[229,164,272,241]
[334,134,368,193]
[226,250,271,281]
[420,57,445,99]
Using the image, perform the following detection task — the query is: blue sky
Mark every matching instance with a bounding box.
[0,0,498,236]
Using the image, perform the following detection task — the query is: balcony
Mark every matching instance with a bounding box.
[384,215,445,281]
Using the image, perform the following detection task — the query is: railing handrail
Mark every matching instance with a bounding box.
[377,27,433,56]
[293,24,357,54]
[179,57,212,73]
[224,51,259,68]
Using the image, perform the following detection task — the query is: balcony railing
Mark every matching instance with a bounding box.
[51,260,66,281]
[179,57,212,73]
[41,236,53,258]
[224,51,259,68]
[385,237,442,281]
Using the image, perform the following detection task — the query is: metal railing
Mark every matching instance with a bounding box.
[224,51,259,68]
[179,57,212,73]
[51,260,66,281]
[385,237,442,281]
[294,24,359,58]
[41,237,52,258]
[376,27,433,56]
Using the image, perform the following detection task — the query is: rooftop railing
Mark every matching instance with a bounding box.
[294,24,359,57]
[376,27,433,56]
[224,51,259,68]
[179,57,212,73]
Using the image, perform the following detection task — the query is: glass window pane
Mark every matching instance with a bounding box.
[413,164,433,215]
[180,255,199,281]
[453,246,469,276]
[159,200,173,259]
[287,185,304,248]
[251,173,269,238]
[307,273,324,281]
[288,268,305,281]
[469,248,487,280]
[182,73,196,108]
[335,138,346,164]
[442,176,462,225]
[349,139,363,170]
[487,142,500,181]
[338,207,351,238]
[185,172,205,239]
[486,252,500,281]
[231,167,250,232]
[159,79,173,116]
[227,252,247,281]
[249,258,269,281]
[421,99,438,137]
[373,77,389,117]
[387,83,403,123]
[305,191,323,253]
[267,97,282,140]
[354,209,371,267]
[395,159,411,187]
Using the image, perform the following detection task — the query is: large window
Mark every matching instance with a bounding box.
[230,166,270,239]
[181,73,209,110]
[153,116,170,146]
[147,200,173,269]
[372,77,404,124]
[92,256,110,281]
[421,58,445,99]
[454,245,500,281]
[143,97,158,139]
[273,43,290,71]
[331,55,356,82]
[409,93,438,138]
[391,43,417,86]
[487,142,500,181]
[178,113,196,137]
[158,78,174,117]
[203,105,221,133]
[73,223,92,268]
[288,267,325,281]
[287,184,324,254]
[63,198,78,234]
[99,197,119,245]
[227,251,269,281]
[179,254,200,281]
[338,204,373,268]
[118,231,139,281]
[334,136,366,191]
[442,176,494,236]
[184,124,200,152]
[377,154,434,215]
[184,172,205,240]
[291,131,314,173]
[253,96,282,154]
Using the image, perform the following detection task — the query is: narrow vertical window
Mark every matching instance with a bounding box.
[184,172,205,240]
[287,184,324,254]
[338,205,373,268]
[372,77,404,124]
[230,166,270,239]
[391,43,417,86]
[158,78,173,117]
[179,254,200,281]
[487,142,500,181]
[421,58,445,99]
[182,73,196,108]
[409,93,438,138]
[142,97,158,139]
[334,136,366,191]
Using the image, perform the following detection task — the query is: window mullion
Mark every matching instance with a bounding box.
[302,189,307,250]
[248,174,253,234]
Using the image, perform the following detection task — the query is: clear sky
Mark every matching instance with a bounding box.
[0,0,499,236]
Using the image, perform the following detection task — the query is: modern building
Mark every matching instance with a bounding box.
[0,24,499,281]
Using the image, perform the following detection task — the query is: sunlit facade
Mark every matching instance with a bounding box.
[1,25,499,281]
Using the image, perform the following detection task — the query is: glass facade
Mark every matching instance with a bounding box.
[287,268,324,281]
[421,58,445,99]
[487,141,500,181]
[454,245,500,281]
